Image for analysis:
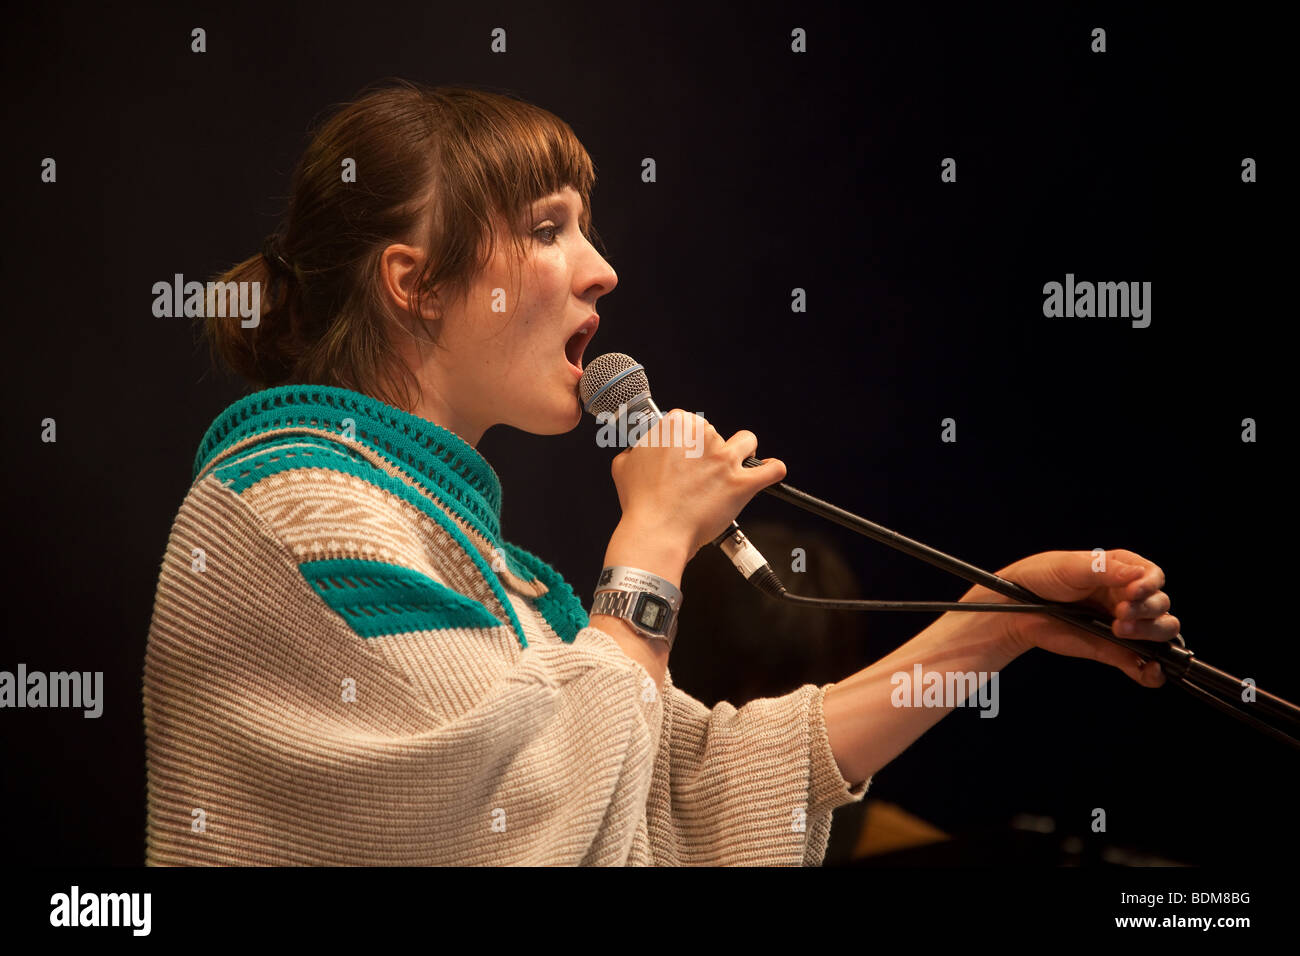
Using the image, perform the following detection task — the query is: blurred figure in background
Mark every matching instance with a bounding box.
[669,518,950,863]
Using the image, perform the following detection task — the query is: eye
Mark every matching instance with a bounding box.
[533,222,561,245]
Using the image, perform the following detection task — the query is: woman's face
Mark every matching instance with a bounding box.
[408,185,617,446]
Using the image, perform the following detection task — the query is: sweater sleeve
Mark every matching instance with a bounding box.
[643,670,871,866]
[144,476,663,866]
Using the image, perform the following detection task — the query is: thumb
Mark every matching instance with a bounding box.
[751,456,787,486]
[1084,553,1149,595]
[1006,550,1145,602]
[1101,558,1148,586]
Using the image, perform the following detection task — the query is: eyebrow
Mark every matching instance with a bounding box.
[530,195,577,219]
[526,194,592,237]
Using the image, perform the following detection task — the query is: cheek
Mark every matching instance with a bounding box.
[523,274,569,349]
[535,258,570,306]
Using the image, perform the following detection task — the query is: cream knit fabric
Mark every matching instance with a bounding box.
[143,386,869,865]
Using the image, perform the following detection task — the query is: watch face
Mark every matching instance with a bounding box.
[634,593,669,633]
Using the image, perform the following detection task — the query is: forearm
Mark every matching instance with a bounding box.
[822,586,1022,785]
[589,518,691,691]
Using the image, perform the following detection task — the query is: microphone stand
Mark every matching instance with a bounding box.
[712,457,1300,752]
[583,364,1298,751]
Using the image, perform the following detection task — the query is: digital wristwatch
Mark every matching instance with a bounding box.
[590,566,682,649]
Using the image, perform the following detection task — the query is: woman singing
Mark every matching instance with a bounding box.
[143,78,1178,865]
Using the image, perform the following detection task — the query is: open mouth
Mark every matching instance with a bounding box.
[564,315,599,372]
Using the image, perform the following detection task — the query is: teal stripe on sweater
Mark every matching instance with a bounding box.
[210,435,532,648]
[504,542,590,644]
[193,386,593,651]
[301,559,503,637]
[194,385,503,545]
[212,439,370,493]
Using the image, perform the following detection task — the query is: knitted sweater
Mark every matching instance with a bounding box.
[143,384,869,865]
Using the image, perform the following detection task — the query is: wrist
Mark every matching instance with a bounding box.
[955,584,1029,667]
[591,613,669,689]
[605,517,691,588]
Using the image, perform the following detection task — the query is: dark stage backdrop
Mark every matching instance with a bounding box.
[1,1,1290,868]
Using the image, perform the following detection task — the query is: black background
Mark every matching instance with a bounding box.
[1,0,1290,870]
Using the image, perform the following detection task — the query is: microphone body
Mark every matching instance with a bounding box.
[579,354,776,581]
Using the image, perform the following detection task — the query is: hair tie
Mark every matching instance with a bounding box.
[261,234,295,278]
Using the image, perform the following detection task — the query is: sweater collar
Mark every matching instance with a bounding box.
[194,384,505,544]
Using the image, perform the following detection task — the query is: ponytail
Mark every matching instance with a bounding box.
[201,233,304,391]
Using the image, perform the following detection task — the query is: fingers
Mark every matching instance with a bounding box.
[1092,557,1148,593]
[752,456,788,486]
[1115,562,1165,603]
[636,410,719,455]
[633,415,786,488]
[1130,655,1166,688]
[1085,552,1172,633]
[1116,590,1170,621]
[1125,564,1167,605]
[1113,611,1181,642]
[1101,550,1166,604]
[1099,555,1175,641]
[1010,549,1176,689]
[721,429,787,486]
[627,413,779,481]
[1083,632,1167,688]
[645,408,692,447]
[723,428,758,460]
[1012,550,1143,602]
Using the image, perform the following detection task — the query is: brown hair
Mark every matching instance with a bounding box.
[203,78,602,412]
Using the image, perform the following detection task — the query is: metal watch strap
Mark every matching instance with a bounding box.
[592,566,682,648]
[591,589,678,648]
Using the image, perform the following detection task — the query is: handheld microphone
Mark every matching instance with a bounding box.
[578,353,1300,751]
[579,352,779,585]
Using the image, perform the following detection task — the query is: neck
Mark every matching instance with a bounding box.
[399,362,488,449]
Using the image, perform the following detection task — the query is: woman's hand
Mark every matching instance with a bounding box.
[965,548,1179,687]
[610,409,787,559]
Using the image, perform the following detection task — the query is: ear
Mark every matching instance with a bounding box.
[380,243,439,320]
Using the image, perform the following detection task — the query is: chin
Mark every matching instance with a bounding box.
[520,397,584,436]
[558,401,584,434]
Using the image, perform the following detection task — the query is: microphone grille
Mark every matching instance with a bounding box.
[579,352,652,417]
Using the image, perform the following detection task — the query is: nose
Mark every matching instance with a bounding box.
[579,241,618,302]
